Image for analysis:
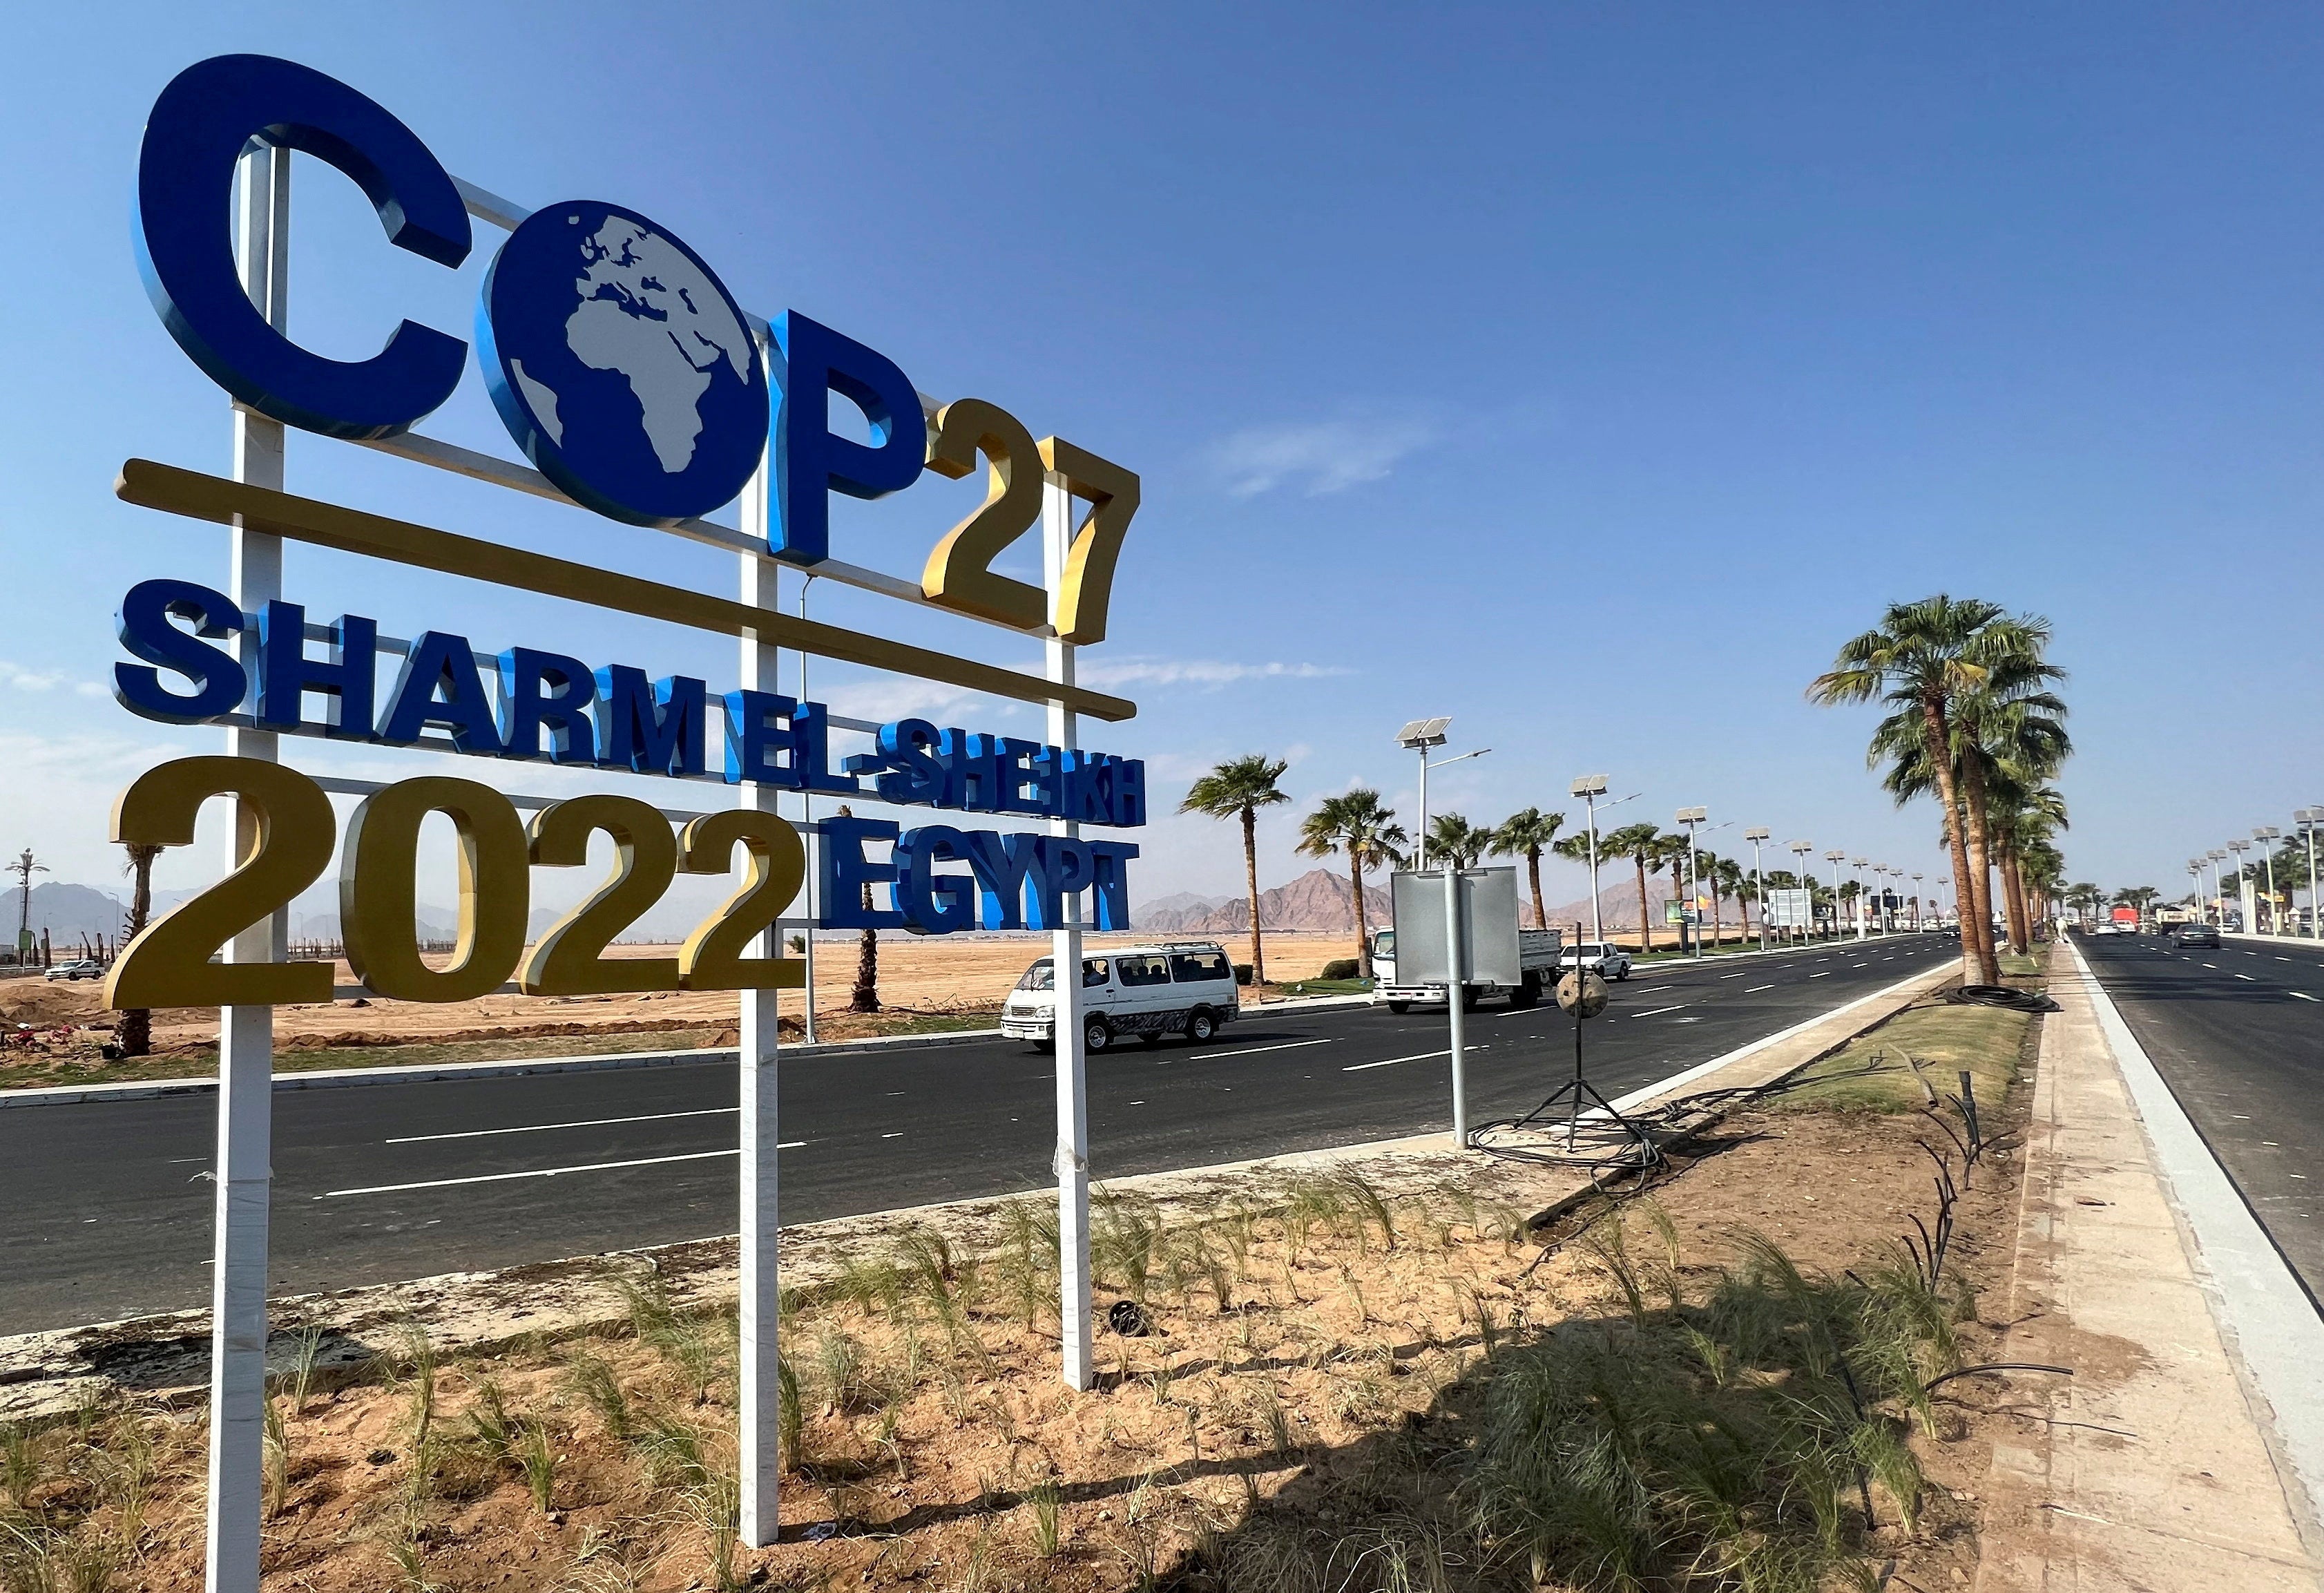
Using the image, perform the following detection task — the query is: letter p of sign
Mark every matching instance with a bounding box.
[769,311,927,564]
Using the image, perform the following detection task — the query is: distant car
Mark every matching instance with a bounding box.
[1556,942,1633,981]
[44,960,105,982]
[2171,924,2220,949]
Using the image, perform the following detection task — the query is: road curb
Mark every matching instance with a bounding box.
[2064,935,2324,1544]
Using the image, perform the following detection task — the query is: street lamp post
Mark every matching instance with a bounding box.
[1823,850,1846,943]
[1745,828,1770,952]
[1912,871,1925,931]
[2205,849,2228,924]
[1850,857,1870,941]
[1396,718,1450,862]
[2186,860,2202,922]
[1788,840,1815,944]
[2256,827,2281,934]
[2300,810,2324,940]
[1571,776,1608,947]
[1677,807,1707,957]
[2227,839,2253,933]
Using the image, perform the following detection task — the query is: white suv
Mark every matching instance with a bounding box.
[44,960,106,982]
[1555,942,1633,981]
[1001,942,1242,1053]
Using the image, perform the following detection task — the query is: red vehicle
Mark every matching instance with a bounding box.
[2108,905,2140,935]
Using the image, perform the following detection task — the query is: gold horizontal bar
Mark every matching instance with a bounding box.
[115,459,1135,723]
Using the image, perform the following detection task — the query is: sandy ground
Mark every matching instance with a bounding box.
[0,1079,2034,1592]
[0,933,1359,1059]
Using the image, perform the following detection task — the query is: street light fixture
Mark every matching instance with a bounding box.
[1912,871,1926,931]
[1569,774,1621,947]
[2298,809,2324,940]
[2205,848,2228,925]
[1823,850,1846,943]
[1395,718,1450,861]
[1745,828,1771,951]
[2227,839,2251,932]
[1787,840,1815,944]
[2255,828,2281,935]
[1676,807,1707,957]
[1850,856,1870,941]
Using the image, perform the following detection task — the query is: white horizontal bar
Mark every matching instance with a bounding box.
[452,177,531,234]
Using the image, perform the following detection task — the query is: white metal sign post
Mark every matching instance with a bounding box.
[736,437,784,1545]
[210,142,288,1593]
[1046,475,1095,1391]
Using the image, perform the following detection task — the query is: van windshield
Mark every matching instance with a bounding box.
[1015,960,1054,991]
[1372,930,1396,958]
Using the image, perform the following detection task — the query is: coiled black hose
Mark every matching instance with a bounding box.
[1946,984,2057,1013]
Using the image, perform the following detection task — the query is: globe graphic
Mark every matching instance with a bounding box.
[479,202,769,527]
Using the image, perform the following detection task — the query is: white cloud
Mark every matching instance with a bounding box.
[1204,414,1439,497]
[1,660,77,693]
[1076,658,1352,689]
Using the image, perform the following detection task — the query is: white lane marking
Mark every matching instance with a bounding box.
[2202,963,2220,969]
[1720,973,1746,980]
[1188,1038,1334,1061]
[1809,972,1830,979]
[778,1141,807,1149]
[2294,992,2320,1003]
[1745,983,1776,992]
[2234,973,2256,982]
[2278,957,2293,962]
[1343,1048,1449,1072]
[1633,1004,1688,1018]
[881,1132,903,1138]
[1626,986,1675,995]
[385,1107,737,1144]
[320,1149,737,1198]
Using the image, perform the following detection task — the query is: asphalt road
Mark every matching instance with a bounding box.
[0,935,1957,1333]
[2075,930,2324,1310]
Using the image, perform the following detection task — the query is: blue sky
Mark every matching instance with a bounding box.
[3,3,2320,917]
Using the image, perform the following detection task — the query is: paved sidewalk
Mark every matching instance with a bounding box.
[1976,944,2324,1592]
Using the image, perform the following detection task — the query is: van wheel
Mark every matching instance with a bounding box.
[1387,1001,1411,1015]
[1083,1015,1112,1053]
[1186,1009,1217,1044]
[1509,975,1541,1009]
[1614,966,1631,982]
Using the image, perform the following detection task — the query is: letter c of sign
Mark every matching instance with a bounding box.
[135,55,472,440]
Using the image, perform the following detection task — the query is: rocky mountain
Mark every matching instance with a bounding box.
[1,883,198,947]
[1137,868,1394,934]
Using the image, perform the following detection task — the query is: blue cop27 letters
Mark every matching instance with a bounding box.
[137,55,930,546]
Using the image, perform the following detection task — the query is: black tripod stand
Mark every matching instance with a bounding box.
[1497,923,1661,1165]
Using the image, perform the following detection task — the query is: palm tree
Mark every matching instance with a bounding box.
[1713,856,1748,943]
[2113,885,2160,928]
[836,805,880,1013]
[1427,814,1491,870]
[117,841,162,1057]
[1649,833,1692,947]
[1604,823,1663,953]
[1490,808,1564,929]
[1180,756,1291,984]
[1297,790,1407,978]
[1810,595,2057,986]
